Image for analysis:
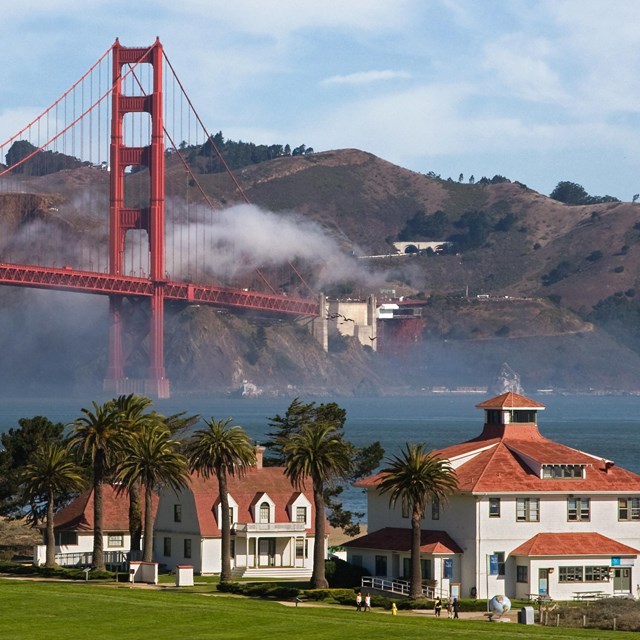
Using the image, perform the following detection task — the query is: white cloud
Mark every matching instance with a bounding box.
[322,70,411,86]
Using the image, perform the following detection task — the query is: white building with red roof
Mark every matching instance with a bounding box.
[153,447,322,578]
[346,392,640,601]
[33,484,157,568]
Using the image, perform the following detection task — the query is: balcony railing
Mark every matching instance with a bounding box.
[234,522,307,533]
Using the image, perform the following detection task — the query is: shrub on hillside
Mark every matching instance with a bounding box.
[325,556,369,588]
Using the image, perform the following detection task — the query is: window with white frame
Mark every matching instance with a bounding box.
[494,551,505,576]
[567,497,590,521]
[184,538,192,559]
[516,497,540,522]
[618,497,640,521]
[259,501,270,523]
[174,504,182,523]
[489,497,501,518]
[516,565,528,583]
[296,506,307,523]
[163,537,171,557]
[107,534,124,548]
[55,531,78,546]
[295,537,306,559]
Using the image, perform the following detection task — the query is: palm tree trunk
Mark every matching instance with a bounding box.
[311,476,329,589]
[142,485,154,562]
[218,469,232,582]
[129,481,142,553]
[410,505,422,597]
[45,488,56,568]
[93,453,106,571]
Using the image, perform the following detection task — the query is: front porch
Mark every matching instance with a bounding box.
[232,522,313,577]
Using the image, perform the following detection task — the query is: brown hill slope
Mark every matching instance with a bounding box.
[2,149,640,394]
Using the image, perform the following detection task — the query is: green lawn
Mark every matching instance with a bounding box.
[0,578,634,640]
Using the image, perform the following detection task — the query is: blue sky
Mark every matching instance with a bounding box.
[3,0,640,200]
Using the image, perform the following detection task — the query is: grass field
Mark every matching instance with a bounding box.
[0,578,635,640]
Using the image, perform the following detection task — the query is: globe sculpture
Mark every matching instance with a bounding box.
[488,595,511,620]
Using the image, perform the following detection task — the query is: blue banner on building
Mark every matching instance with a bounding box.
[489,554,499,576]
[443,558,453,579]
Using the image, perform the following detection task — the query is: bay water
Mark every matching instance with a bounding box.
[1,394,639,521]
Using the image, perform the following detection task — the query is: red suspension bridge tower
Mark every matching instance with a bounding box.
[105,39,169,398]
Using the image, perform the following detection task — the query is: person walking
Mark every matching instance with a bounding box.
[356,591,362,612]
[453,597,460,619]
[434,598,442,617]
[364,593,371,612]
[446,600,453,619]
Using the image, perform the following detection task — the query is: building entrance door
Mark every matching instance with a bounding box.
[613,568,631,593]
[538,568,549,596]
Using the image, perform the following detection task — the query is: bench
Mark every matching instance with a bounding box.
[572,591,606,601]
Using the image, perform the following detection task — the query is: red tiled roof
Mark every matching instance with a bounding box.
[511,532,640,557]
[52,484,158,532]
[189,467,317,537]
[358,393,640,494]
[476,392,546,409]
[341,527,463,554]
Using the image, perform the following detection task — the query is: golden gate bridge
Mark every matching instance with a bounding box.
[0,39,320,398]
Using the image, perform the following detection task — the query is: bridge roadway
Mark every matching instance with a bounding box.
[0,263,320,317]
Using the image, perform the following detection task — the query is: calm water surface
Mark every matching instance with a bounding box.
[2,394,639,518]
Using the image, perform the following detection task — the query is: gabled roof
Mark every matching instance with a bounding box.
[51,484,158,532]
[188,466,317,537]
[341,527,463,555]
[511,532,640,557]
[358,393,640,494]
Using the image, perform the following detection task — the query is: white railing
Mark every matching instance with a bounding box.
[362,576,437,599]
[234,523,307,533]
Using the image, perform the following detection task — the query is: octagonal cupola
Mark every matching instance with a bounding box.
[475,391,545,438]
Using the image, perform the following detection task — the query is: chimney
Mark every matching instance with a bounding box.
[255,445,265,470]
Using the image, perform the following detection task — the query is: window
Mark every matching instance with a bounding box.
[184,538,192,559]
[55,531,78,546]
[107,534,124,548]
[163,537,172,557]
[542,465,584,479]
[296,538,305,559]
[174,504,182,523]
[228,507,234,524]
[375,555,388,576]
[516,565,528,583]
[230,539,235,559]
[516,497,540,522]
[296,506,307,523]
[431,496,440,520]
[494,551,505,576]
[568,497,590,521]
[618,498,640,521]
[559,566,583,582]
[421,558,432,580]
[259,502,270,523]
[489,497,501,518]
[585,566,609,582]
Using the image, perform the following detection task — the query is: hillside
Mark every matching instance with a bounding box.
[2,149,640,395]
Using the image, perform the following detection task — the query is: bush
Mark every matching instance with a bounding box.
[325,557,369,588]
[216,581,301,599]
[0,562,114,580]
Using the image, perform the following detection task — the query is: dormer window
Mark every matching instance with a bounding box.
[259,501,270,523]
[542,464,584,479]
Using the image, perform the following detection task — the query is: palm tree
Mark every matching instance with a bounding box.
[113,417,190,562]
[113,394,154,553]
[186,417,256,582]
[377,443,458,597]
[279,421,353,589]
[70,400,122,571]
[19,441,86,568]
